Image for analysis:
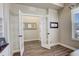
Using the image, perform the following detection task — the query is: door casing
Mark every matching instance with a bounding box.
[19,12,51,52]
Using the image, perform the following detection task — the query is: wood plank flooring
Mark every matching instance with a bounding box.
[13,40,73,56]
[23,40,73,56]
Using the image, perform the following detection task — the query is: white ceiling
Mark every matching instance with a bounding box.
[18,3,64,10]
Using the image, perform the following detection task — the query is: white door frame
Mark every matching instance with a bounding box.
[19,10,25,56]
[20,13,46,17]
[19,11,51,50]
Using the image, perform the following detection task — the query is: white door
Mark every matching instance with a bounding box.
[48,18,57,47]
[47,12,58,47]
[19,10,24,56]
[40,16,51,49]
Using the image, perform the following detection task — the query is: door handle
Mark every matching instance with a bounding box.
[18,35,22,37]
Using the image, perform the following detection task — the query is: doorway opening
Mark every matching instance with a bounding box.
[19,9,53,55]
[23,15,40,42]
[19,9,52,55]
[22,15,42,55]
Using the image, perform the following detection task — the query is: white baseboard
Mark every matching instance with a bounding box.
[59,43,76,50]
[24,39,40,42]
[50,43,59,47]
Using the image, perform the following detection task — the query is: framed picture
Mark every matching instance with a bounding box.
[50,22,58,28]
[24,23,37,30]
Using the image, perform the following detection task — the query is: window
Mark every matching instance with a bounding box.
[71,7,79,40]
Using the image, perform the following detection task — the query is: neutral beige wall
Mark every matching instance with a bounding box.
[59,5,79,49]
[22,16,40,41]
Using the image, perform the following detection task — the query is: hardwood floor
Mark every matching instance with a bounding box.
[23,40,73,56]
[13,40,73,56]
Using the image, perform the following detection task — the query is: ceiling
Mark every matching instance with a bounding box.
[18,3,64,10]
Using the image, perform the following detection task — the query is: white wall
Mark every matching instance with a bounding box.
[9,13,19,53]
[0,3,3,18]
[0,3,12,55]
[22,16,40,41]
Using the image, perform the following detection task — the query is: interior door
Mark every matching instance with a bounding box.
[40,16,51,49]
[47,17,58,47]
[19,10,24,56]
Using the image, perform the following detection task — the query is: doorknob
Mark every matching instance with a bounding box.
[18,35,22,37]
